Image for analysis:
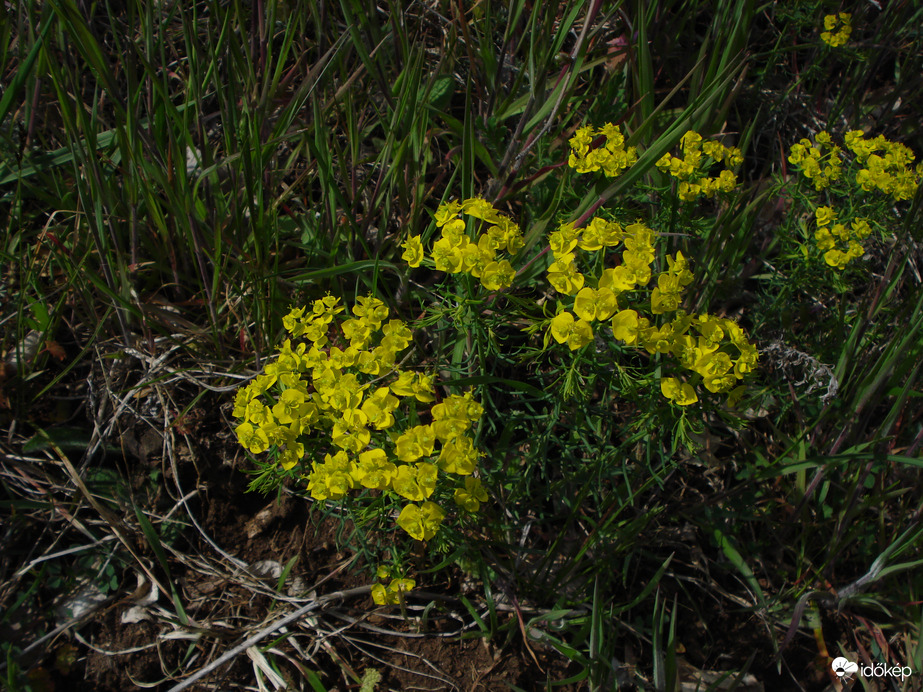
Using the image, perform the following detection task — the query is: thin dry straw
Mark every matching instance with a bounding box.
[165,585,371,692]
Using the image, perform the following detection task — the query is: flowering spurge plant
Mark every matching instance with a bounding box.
[371,566,415,606]
[844,130,922,201]
[820,12,851,48]
[787,131,843,191]
[231,295,487,541]
[790,131,921,199]
[655,131,743,201]
[567,122,638,176]
[555,123,757,404]
[543,218,758,406]
[788,130,921,269]
[401,197,524,292]
[813,206,870,270]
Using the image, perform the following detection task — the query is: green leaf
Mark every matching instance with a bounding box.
[712,528,767,611]
[23,426,92,453]
[0,10,54,126]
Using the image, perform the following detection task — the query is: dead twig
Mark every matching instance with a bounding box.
[165,585,371,692]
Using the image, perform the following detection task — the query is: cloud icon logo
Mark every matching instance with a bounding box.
[831,657,859,677]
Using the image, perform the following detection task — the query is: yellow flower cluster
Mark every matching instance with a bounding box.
[371,577,416,606]
[788,131,920,270]
[656,131,743,201]
[401,198,524,291]
[544,219,758,405]
[567,123,638,176]
[546,219,654,349]
[820,12,851,47]
[788,131,843,191]
[845,130,922,201]
[231,294,487,541]
[813,206,870,269]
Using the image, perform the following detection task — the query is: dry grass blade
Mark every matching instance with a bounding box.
[165,585,371,692]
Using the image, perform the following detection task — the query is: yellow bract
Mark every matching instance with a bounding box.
[789,133,843,191]
[794,131,920,269]
[567,123,638,177]
[401,236,424,267]
[611,309,642,345]
[397,502,446,541]
[656,130,742,201]
[547,253,586,295]
[549,311,593,351]
[402,198,523,292]
[231,294,486,541]
[454,477,489,512]
[820,13,851,47]
[812,208,870,270]
[846,130,921,201]
[372,578,416,606]
[573,287,618,322]
[538,186,757,406]
[661,378,698,406]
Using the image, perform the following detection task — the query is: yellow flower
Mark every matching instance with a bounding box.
[440,218,467,244]
[681,130,703,152]
[330,419,371,453]
[390,371,417,397]
[480,259,516,291]
[394,424,436,462]
[573,287,618,322]
[434,200,462,227]
[380,320,413,352]
[387,368,428,400]
[437,435,479,474]
[824,248,848,269]
[282,307,308,336]
[355,449,396,490]
[306,452,357,500]
[550,224,580,257]
[370,583,389,605]
[851,218,871,240]
[611,309,642,345]
[815,206,836,226]
[271,388,309,424]
[815,227,835,251]
[401,236,424,267]
[597,265,635,293]
[461,197,502,223]
[547,253,585,295]
[233,295,487,541]
[716,169,737,192]
[372,578,416,605]
[431,237,464,273]
[650,273,684,314]
[461,240,491,277]
[392,463,437,501]
[821,13,851,47]
[235,421,270,454]
[549,311,593,350]
[360,386,399,430]
[678,181,701,201]
[661,377,698,405]
[397,502,445,541]
[568,124,636,177]
[454,477,488,512]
